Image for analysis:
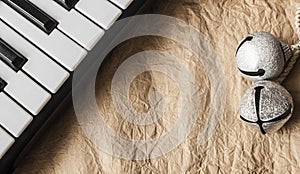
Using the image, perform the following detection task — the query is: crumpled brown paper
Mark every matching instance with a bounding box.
[14,0,300,173]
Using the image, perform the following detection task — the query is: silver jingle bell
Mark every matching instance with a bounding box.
[240,80,293,134]
[236,32,292,80]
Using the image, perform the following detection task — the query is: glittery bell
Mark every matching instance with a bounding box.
[236,32,292,80]
[240,80,293,134]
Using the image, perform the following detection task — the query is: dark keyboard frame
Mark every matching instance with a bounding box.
[0,0,155,173]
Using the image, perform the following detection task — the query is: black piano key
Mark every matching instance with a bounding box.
[0,78,7,92]
[3,0,58,34]
[54,0,79,11]
[0,38,27,72]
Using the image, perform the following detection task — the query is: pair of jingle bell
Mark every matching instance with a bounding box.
[235,32,294,134]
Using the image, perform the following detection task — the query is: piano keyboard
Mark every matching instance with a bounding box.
[0,0,151,172]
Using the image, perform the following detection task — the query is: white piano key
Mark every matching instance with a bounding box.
[0,2,87,71]
[29,0,105,50]
[0,61,51,115]
[0,93,32,137]
[110,0,133,9]
[0,127,14,159]
[0,21,69,93]
[6,73,51,115]
[75,0,122,30]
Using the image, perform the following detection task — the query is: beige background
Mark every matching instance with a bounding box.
[14,0,300,173]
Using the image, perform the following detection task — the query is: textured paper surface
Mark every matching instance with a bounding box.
[14,0,300,173]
